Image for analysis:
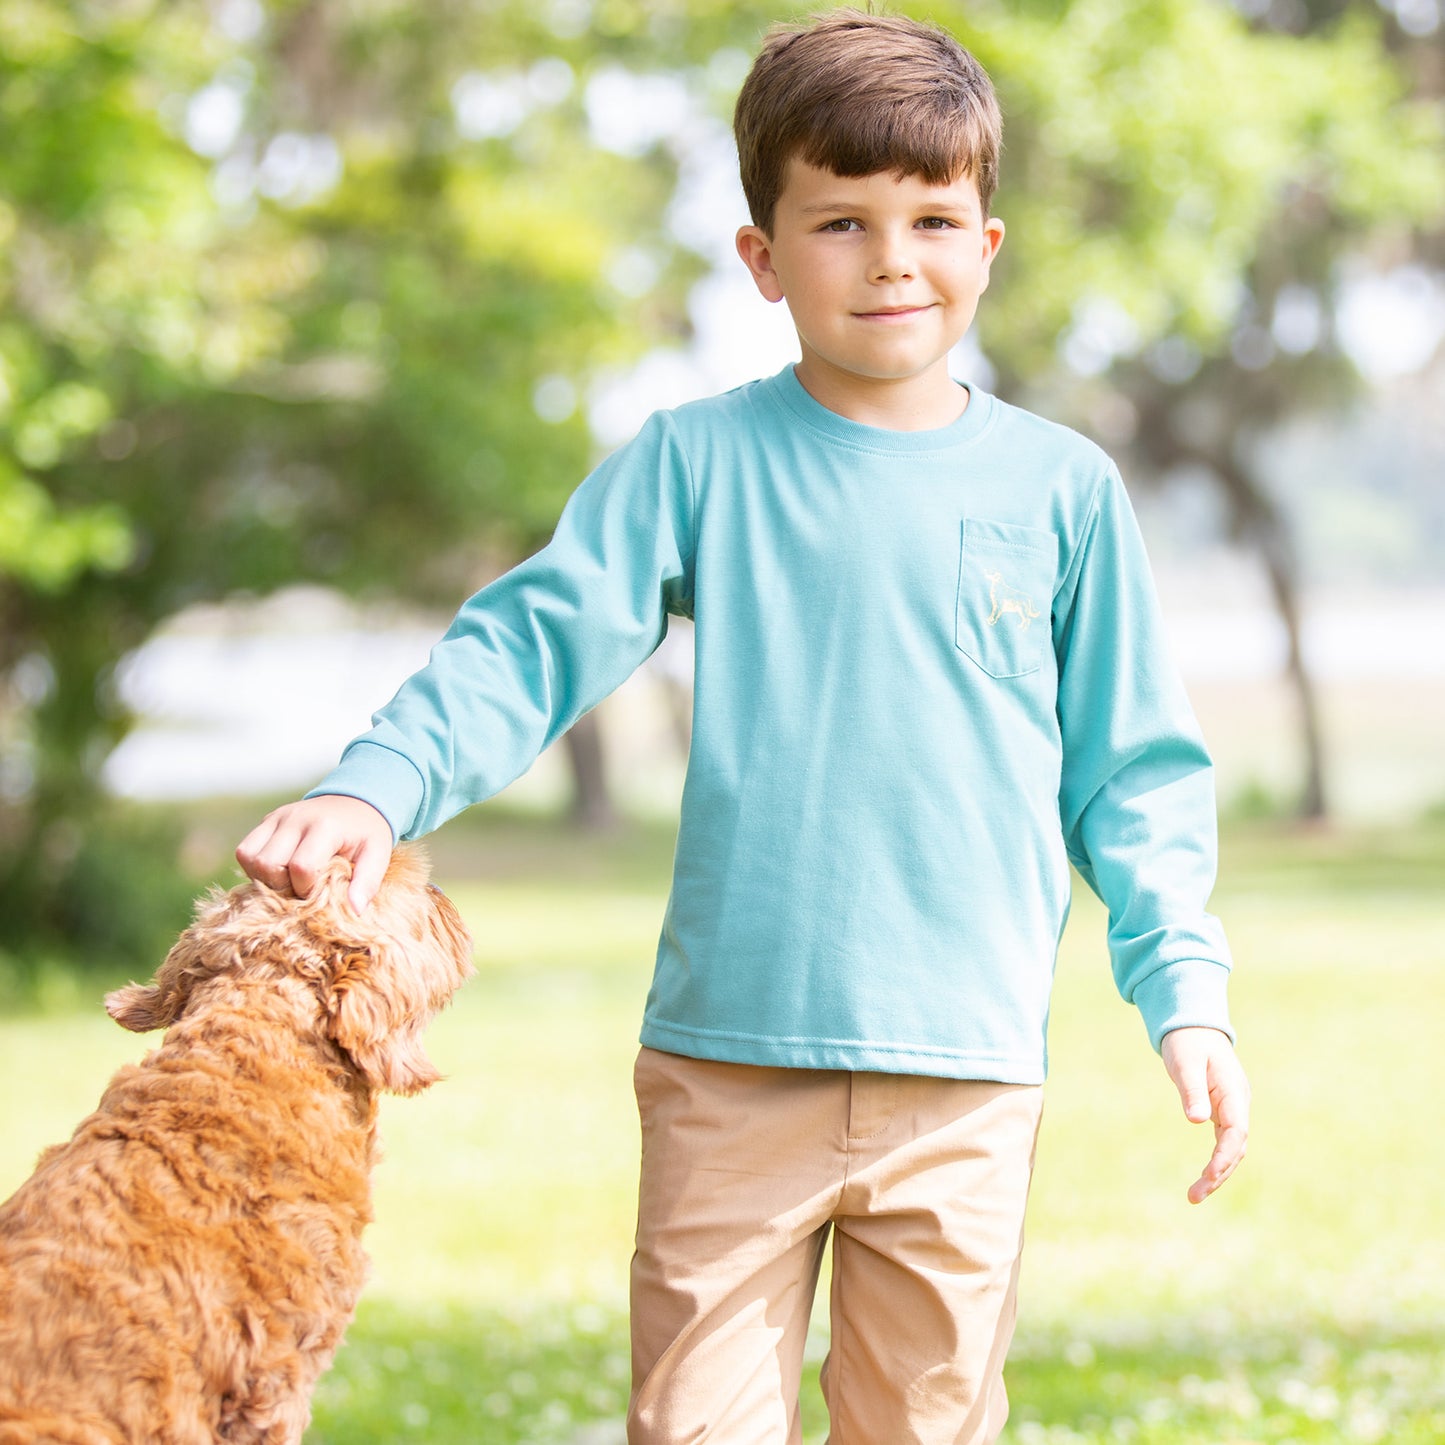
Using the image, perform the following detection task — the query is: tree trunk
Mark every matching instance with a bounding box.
[1213,455,1330,821]
[562,710,617,831]
[1255,524,1329,821]
[1129,388,1332,825]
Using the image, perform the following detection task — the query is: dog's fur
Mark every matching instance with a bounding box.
[0,846,474,1445]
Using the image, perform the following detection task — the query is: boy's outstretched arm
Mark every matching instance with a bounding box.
[236,794,393,913]
[1160,1026,1250,1204]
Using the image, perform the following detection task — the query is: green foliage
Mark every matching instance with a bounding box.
[0,0,697,959]
[0,459,132,593]
[1,0,1441,953]
[1220,775,1300,824]
[956,0,1445,374]
[0,805,207,1002]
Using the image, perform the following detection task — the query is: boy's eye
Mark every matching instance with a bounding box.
[917,216,955,230]
[821,218,861,233]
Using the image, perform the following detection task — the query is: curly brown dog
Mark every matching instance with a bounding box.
[0,845,474,1445]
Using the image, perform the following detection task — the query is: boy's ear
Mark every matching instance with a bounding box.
[736,226,785,304]
[979,216,1006,289]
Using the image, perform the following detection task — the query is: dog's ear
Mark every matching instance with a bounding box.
[326,945,444,1095]
[105,884,262,1033]
[315,848,474,1095]
[105,894,236,1033]
[105,982,172,1033]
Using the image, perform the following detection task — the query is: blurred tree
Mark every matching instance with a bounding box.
[0,0,709,959]
[1,0,1440,966]
[955,0,1443,818]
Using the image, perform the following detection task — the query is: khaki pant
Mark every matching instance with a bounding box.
[628,1047,1044,1445]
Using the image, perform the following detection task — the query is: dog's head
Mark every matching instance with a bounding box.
[105,845,476,1095]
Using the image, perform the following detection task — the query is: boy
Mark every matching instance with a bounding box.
[238,9,1250,1442]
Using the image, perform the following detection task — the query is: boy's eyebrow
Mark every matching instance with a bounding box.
[794,197,972,215]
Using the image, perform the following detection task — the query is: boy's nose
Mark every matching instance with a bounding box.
[868,234,915,282]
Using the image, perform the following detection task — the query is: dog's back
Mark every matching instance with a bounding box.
[0,847,473,1445]
[0,1406,124,1445]
[0,985,374,1443]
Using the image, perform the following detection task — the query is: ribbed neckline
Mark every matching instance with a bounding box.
[764,363,996,455]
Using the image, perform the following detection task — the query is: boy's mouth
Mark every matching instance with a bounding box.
[855,304,934,321]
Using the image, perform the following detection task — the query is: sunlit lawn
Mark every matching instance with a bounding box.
[1,809,1442,1442]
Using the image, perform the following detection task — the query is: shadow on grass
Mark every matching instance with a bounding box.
[307,1299,631,1444]
[311,1301,1445,1444]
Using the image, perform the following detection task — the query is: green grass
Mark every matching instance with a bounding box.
[2,807,1442,1443]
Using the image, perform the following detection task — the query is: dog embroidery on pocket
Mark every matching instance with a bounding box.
[984,569,1040,630]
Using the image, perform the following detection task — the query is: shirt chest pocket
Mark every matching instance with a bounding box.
[955,520,1056,679]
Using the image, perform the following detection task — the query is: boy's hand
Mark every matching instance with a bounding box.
[1160,1027,1250,1205]
[236,795,393,913]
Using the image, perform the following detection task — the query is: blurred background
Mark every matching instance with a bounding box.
[1,1,1442,1441]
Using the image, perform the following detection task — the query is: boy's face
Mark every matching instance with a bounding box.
[736,159,1005,426]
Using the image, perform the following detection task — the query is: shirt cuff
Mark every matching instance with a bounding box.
[304,740,427,844]
[1131,959,1235,1053]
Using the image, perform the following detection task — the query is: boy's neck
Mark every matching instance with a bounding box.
[791,356,970,431]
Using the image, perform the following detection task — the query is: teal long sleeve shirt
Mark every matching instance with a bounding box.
[312,366,1233,1083]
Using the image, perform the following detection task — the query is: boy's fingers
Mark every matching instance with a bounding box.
[284,820,354,898]
[1213,1086,1250,1173]
[1181,1086,1211,1125]
[1188,1073,1250,1205]
[1161,1031,1251,1204]
[1189,1172,1219,1205]
[1190,1122,1247,1203]
[236,796,393,904]
[236,812,299,891]
[1161,1028,1216,1122]
[1170,1059,1211,1125]
[347,841,390,914]
[236,805,335,897]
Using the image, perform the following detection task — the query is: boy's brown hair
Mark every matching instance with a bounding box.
[733,7,1002,234]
